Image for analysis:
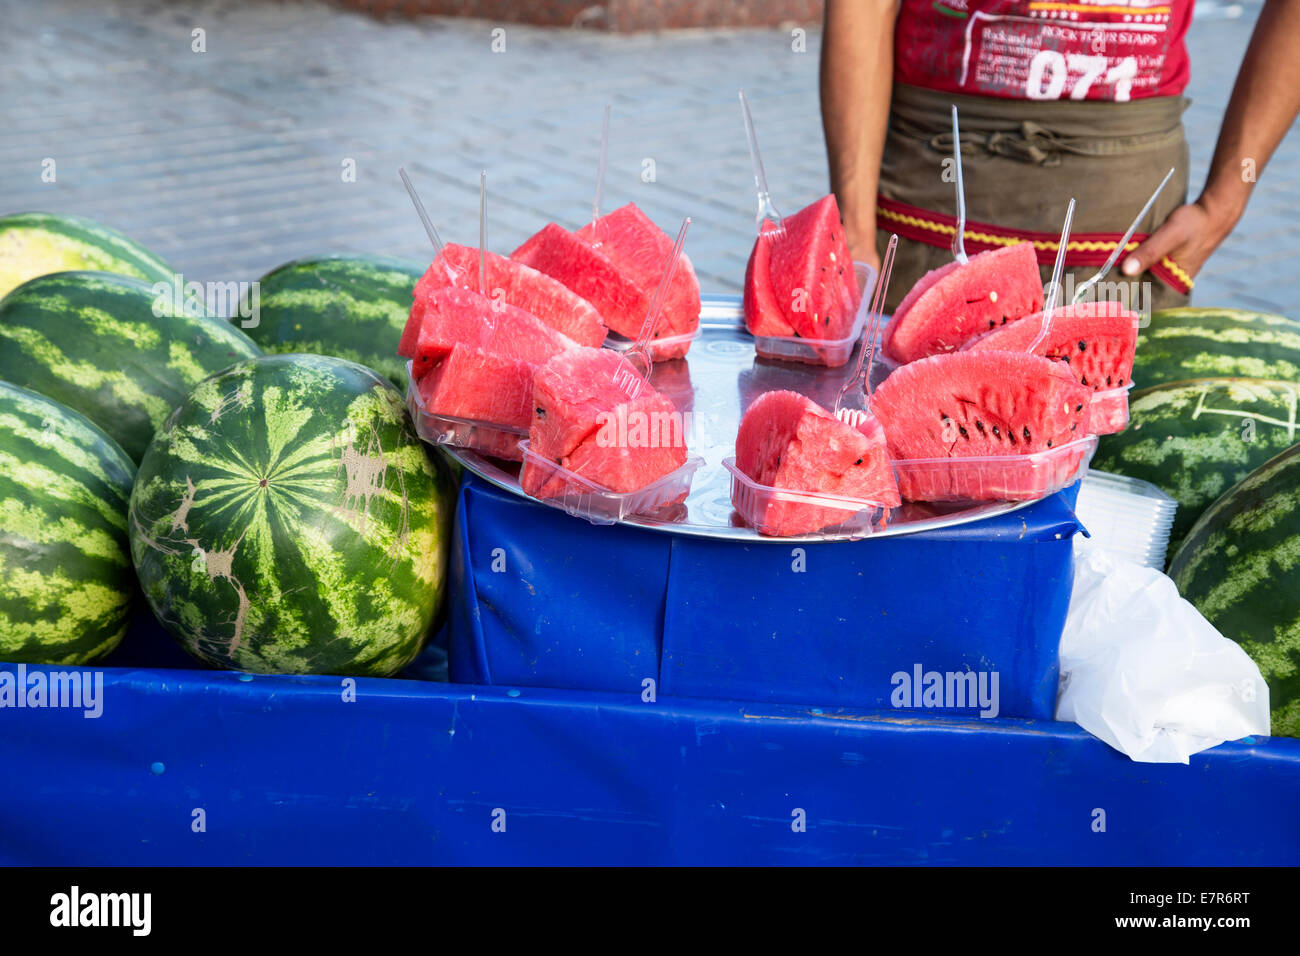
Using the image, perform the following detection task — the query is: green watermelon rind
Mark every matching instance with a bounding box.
[128,353,452,677]
[1094,377,1300,555]
[1134,307,1300,390]
[1169,442,1300,737]
[0,271,263,462]
[241,254,424,390]
[0,211,175,301]
[0,382,137,665]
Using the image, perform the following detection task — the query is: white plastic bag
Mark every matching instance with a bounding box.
[1056,540,1271,763]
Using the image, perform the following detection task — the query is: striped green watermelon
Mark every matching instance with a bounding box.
[129,353,452,676]
[1094,378,1300,556]
[0,271,262,462]
[241,255,423,389]
[0,382,136,664]
[1134,307,1300,389]
[0,211,175,301]
[1169,443,1300,737]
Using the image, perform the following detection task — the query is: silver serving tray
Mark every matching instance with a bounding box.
[444,293,1038,542]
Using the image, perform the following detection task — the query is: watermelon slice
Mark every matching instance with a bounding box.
[742,221,792,337]
[413,243,608,347]
[963,301,1140,435]
[733,390,900,536]
[872,350,1093,501]
[521,347,688,499]
[417,345,534,429]
[405,287,574,462]
[575,203,701,345]
[403,286,574,374]
[762,195,859,340]
[512,223,652,341]
[882,242,1043,366]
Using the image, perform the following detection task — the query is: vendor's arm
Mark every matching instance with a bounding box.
[1125,0,1300,279]
[820,0,900,268]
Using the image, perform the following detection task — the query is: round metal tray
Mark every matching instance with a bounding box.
[444,293,1037,542]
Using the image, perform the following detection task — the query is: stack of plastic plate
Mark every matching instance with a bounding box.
[1074,470,1179,569]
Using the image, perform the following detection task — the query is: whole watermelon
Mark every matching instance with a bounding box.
[1134,307,1300,389]
[1094,377,1300,556]
[0,211,175,301]
[241,255,423,389]
[128,354,452,675]
[0,382,136,664]
[0,271,263,462]
[1169,444,1300,737]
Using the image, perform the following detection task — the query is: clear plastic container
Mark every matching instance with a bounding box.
[749,261,878,368]
[723,457,890,538]
[604,325,702,363]
[405,361,528,462]
[518,440,704,526]
[891,434,1099,504]
[1091,383,1134,435]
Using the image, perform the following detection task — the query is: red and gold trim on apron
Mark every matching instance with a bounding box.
[877,195,1193,294]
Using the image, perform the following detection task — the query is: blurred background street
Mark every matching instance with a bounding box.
[0,0,1295,311]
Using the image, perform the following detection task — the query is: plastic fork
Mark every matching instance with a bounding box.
[834,234,898,428]
[399,166,460,283]
[1029,198,1076,353]
[950,105,969,265]
[738,89,784,238]
[1072,167,1175,304]
[589,104,612,246]
[611,217,690,398]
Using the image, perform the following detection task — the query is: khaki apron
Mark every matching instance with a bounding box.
[876,83,1193,313]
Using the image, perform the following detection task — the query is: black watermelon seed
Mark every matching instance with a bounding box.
[1047,439,1053,448]
[988,320,995,329]
[1023,426,1030,440]
[1070,423,1077,431]
[1075,403,1083,412]
[1106,375,1113,386]
[959,426,968,438]
[1078,341,1087,351]
[992,425,1000,437]
[854,457,863,465]
[1081,376,1088,386]
[975,420,986,434]
[1009,431,1017,445]
[536,407,546,418]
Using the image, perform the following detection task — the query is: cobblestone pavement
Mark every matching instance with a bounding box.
[1,0,1296,312]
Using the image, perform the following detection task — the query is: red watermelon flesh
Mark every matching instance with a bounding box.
[882,242,1043,366]
[766,195,858,340]
[575,203,701,342]
[872,351,1093,501]
[962,301,1139,435]
[417,346,533,428]
[734,390,900,536]
[743,221,793,337]
[414,243,608,347]
[512,223,652,342]
[521,346,688,499]
[407,286,573,378]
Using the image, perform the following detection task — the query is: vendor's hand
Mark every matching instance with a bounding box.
[1121,200,1237,280]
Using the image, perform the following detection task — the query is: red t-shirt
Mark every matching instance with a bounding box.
[894,0,1193,101]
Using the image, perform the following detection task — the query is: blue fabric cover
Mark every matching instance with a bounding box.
[450,475,1081,719]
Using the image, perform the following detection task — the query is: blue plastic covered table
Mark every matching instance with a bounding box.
[1,662,1296,865]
